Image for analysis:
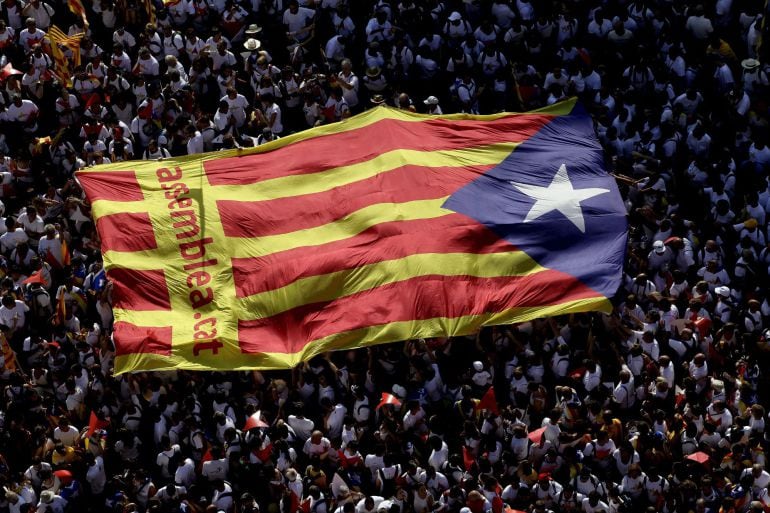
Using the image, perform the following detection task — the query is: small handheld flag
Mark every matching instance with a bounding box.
[376,392,401,410]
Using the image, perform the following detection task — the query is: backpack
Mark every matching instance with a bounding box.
[30,287,52,321]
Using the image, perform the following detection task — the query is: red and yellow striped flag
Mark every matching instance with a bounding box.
[0,335,17,372]
[144,0,156,26]
[76,100,627,374]
[67,0,87,22]
[46,26,84,88]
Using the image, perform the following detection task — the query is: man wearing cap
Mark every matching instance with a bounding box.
[714,286,734,324]
[647,240,673,271]
[742,58,768,99]
[533,473,562,508]
[37,490,66,513]
[444,12,472,46]
[424,96,442,114]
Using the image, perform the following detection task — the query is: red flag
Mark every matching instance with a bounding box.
[23,270,46,285]
[138,103,153,120]
[492,496,504,513]
[255,442,273,462]
[87,411,109,437]
[376,392,401,410]
[85,93,102,109]
[243,411,269,430]
[321,105,337,122]
[462,446,475,471]
[475,386,499,414]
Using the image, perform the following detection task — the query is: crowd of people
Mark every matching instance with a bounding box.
[0,0,769,512]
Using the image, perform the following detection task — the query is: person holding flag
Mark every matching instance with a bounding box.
[54,273,87,328]
[38,223,69,271]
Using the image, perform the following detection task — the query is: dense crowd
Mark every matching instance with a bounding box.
[0,0,769,512]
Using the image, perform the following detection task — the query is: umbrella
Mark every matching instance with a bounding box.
[376,392,401,410]
[527,426,547,443]
[686,451,710,465]
[243,410,269,431]
[54,469,73,485]
[0,63,22,81]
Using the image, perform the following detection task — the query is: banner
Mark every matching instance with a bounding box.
[76,100,627,373]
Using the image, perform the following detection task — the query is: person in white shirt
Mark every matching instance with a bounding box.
[212,480,234,512]
[174,457,196,489]
[53,416,80,447]
[284,0,315,44]
[85,453,107,495]
[288,407,314,441]
[5,491,27,513]
[336,59,359,110]
[0,294,29,333]
[202,447,229,481]
[322,399,347,440]
[685,5,714,40]
[303,430,332,460]
[427,435,448,470]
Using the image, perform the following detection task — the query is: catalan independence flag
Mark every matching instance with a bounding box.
[76,100,627,374]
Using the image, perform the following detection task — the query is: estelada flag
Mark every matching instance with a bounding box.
[76,99,627,374]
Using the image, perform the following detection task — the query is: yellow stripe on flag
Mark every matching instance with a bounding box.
[235,251,546,318]
[230,197,450,258]
[211,142,520,202]
[110,297,611,372]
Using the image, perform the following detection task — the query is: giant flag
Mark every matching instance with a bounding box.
[76,100,627,374]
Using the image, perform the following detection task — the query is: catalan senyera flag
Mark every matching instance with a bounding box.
[76,100,627,374]
[67,0,87,21]
[46,26,84,88]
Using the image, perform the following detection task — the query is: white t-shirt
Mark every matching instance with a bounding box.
[0,300,28,329]
[53,425,79,447]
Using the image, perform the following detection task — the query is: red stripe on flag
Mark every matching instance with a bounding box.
[78,170,144,202]
[113,321,172,356]
[231,214,517,298]
[202,115,552,186]
[218,164,492,238]
[109,268,171,311]
[96,212,158,253]
[237,271,600,354]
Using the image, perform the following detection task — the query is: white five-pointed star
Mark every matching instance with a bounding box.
[509,163,609,233]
